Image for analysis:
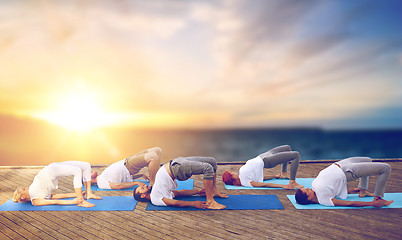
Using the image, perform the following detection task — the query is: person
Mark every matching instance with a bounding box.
[133,156,228,209]
[222,145,303,189]
[295,157,393,207]
[13,161,102,207]
[91,147,162,189]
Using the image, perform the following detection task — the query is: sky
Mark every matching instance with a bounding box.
[1,0,402,130]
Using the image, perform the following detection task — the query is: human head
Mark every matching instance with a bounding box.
[13,187,30,203]
[222,170,241,186]
[91,171,98,184]
[133,185,151,202]
[295,188,316,205]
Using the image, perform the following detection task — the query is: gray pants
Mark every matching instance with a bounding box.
[258,145,300,180]
[169,157,217,181]
[338,157,391,197]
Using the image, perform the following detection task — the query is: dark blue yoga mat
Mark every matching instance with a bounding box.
[87,179,193,191]
[0,196,136,211]
[146,194,284,211]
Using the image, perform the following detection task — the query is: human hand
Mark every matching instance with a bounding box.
[198,188,206,196]
[193,201,208,209]
[72,198,84,205]
[136,181,146,187]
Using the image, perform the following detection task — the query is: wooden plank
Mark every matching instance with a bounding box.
[46,211,117,240]
[0,162,400,240]
[24,211,84,240]
[0,218,24,240]
[0,212,44,240]
[84,211,178,240]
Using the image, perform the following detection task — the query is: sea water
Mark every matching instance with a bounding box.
[116,128,402,162]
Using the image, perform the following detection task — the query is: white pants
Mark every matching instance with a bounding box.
[46,161,91,188]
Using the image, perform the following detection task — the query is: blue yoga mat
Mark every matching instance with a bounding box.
[87,179,194,191]
[225,178,314,190]
[287,192,402,209]
[0,196,136,211]
[146,194,284,211]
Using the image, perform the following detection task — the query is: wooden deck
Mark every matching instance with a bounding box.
[1,160,401,240]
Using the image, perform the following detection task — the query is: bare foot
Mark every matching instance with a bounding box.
[289,182,304,189]
[359,190,374,198]
[77,200,95,208]
[207,201,226,210]
[277,173,289,179]
[86,193,102,200]
[214,192,228,198]
[349,188,361,193]
[373,197,393,207]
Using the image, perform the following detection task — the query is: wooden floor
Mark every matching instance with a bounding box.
[1,160,401,240]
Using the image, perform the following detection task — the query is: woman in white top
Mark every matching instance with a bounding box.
[13,161,101,207]
[222,145,304,189]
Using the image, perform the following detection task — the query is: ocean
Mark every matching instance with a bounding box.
[111,128,402,163]
[1,125,402,166]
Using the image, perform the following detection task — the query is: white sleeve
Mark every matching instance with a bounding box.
[150,190,168,206]
[96,175,111,189]
[315,186,335,206]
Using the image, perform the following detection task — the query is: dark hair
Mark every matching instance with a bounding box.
[222,170,234,185]
[295,189,315,205]
[133,186,151,202]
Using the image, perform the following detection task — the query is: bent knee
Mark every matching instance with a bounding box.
[145,151,160,163]
[83,162,91,170]
[291,151,300,159]
[152,147,162,155]
[382,163,391,174]
[203,164,215,180]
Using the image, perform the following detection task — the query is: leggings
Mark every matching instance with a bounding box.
[170,157,217,181]
[258,145,300,180]
[337,157,391,197]
[45,161,92,188]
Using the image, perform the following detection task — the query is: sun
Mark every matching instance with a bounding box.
[34,91,114,131]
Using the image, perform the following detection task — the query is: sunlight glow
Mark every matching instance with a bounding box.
[34,91,115,131]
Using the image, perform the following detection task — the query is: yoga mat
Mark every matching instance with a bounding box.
[225,178,314,190]
[146,194,284,211]
[0,196,136,211]
[287,192,402,209]
[88,179,194,191]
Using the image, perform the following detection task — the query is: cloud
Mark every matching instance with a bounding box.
[0,0,402,129]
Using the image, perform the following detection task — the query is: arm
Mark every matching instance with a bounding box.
[347,188,361,194]
[172,189,204,198]
[161,197,207,209]
[32,198,81,206]
[331,198,383,208]
[51,193,77,199]
[131,174,149,181]
[109,181,146,190]
[250,181,292,189]
[263,175,280,180]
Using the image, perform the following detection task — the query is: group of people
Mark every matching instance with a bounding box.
[12,145,394,209]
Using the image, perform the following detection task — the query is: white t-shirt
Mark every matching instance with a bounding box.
[150,166,178,206]
[29,166,57,201]
[312,164,348,206]
[97,160,132,189]
[239,156,264,187]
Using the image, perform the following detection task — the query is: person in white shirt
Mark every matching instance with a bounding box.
[91,147,161,189]
[295,157,393,207]
[13,161,101,207]
[133,156,228,209]
[222,145,303,189]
